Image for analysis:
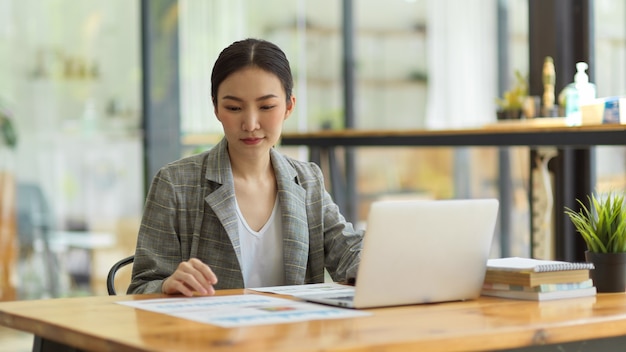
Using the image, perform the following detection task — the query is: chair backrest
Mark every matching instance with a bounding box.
[107,255,134,295]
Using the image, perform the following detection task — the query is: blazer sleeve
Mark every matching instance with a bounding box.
[299,162,362,282]
[127,167,183,294]
[321,188,363,282]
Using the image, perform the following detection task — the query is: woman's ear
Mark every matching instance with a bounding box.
[213,99,221,121]
[284,95,296,120]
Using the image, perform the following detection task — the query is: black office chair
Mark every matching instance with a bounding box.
[106,255,134,295]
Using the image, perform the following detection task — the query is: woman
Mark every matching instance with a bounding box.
[128,38,363,296]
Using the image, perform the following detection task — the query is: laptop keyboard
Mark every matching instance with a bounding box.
[328,296,354,301]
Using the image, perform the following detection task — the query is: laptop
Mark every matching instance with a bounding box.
[303,198,499,309]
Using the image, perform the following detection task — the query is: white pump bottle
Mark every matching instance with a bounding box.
[565,62,596,126]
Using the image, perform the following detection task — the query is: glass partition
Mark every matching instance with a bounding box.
[0,0,143,298]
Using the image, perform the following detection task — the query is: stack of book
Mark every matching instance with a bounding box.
[481,257,597,301]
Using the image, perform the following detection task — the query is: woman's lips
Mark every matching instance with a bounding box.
[242,137,263,145]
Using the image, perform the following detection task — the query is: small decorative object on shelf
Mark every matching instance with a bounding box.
[496,70,528,120]
[565,191,626,292]
[541,56,559,117]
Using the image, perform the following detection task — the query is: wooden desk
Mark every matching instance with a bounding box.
[280,123,626,260]
[2,290,626,351]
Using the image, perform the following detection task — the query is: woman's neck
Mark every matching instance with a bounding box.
[229,151,273,182]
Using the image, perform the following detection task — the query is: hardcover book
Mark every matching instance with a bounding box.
[482,279,594,293]
[483,268,590,287]
[484,257,594,287]
[481,286,597,301]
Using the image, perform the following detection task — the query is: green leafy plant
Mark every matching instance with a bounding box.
[496,70,528,111]
[565,192,626,253]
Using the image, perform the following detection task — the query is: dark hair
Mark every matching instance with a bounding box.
[211,38,294,105]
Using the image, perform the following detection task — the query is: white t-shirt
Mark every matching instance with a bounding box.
[236,197,285,287]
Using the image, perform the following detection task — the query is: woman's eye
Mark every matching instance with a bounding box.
[225,106,241,112]
[260,105,276,110]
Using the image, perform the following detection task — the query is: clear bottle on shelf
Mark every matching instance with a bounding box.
[564,62,597,126]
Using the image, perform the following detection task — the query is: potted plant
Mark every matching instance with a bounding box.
[496,70,528,120]
[565,191,626,292]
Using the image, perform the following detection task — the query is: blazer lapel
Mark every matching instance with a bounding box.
[204,139,242,266]
[202,141,310,286]
[271,149,309,285]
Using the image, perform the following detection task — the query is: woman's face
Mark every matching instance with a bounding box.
[214,66,295,159]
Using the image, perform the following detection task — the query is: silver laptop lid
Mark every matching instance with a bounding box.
[352,198,499,308]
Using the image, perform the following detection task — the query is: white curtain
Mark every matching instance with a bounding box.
[425,0,498,129]
[179,0,247,136]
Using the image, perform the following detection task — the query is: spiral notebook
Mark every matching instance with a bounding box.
[302,198,499,309]
[486,257,595,273]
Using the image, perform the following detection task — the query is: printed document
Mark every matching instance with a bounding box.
[249,283,355,297]
[118,294,368,328]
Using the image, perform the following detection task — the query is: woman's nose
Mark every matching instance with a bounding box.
[241,111,260,131]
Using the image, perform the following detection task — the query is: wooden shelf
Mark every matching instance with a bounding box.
[280,123,626,148]
[181,133,223,146]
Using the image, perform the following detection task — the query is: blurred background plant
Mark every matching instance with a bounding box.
[0,102,17,149]
[496,70,529,119]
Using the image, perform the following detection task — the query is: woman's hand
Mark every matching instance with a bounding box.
[162,258,218,296]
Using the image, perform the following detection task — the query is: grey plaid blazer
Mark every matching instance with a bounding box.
[128,138,363,294]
